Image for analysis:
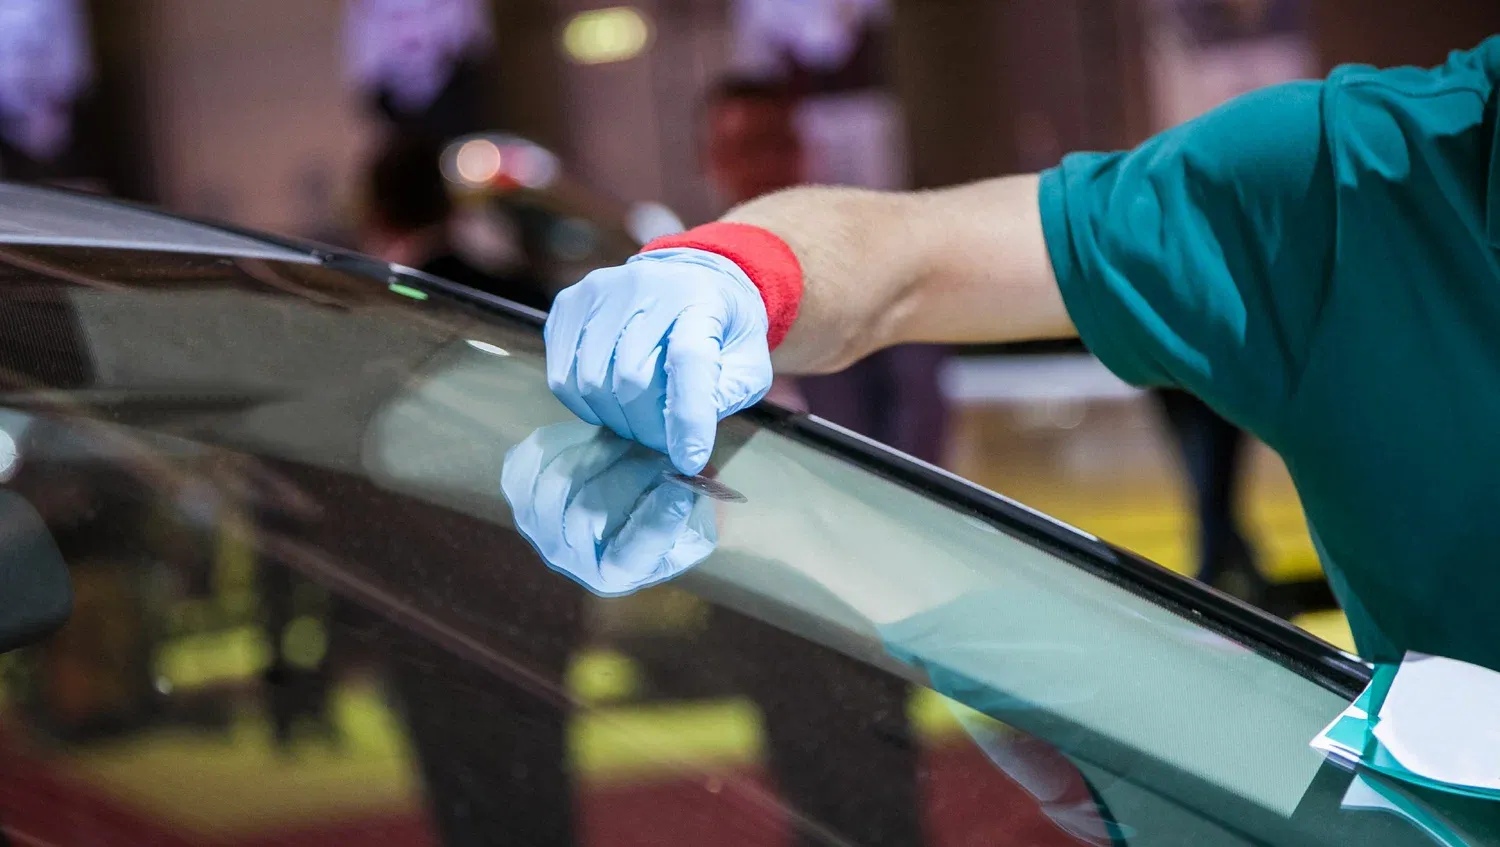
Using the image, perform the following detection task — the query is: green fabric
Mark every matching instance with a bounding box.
[1039,37,1500,670]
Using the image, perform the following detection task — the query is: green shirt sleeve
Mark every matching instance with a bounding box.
[1039,81,1336,441]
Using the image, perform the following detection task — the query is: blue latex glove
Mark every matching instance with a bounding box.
[500,422,719,597]
[544,248,773,475]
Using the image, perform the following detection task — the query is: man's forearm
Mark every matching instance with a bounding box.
[722,174,1075,374]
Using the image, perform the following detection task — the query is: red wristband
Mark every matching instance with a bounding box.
[642,222,803,350]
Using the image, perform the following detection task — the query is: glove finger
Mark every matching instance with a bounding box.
[500,443,545,543]
[544,288,604,427]
[599,481,699,593]
[500,422,604,554]
[574,315,639,441]
[534,434,633,567]
[660,492,719,574]
[714,333,774,417]
[620,384,668,457]
[612,309,677,454]
[663,307,728,475]
[564,450,665,551]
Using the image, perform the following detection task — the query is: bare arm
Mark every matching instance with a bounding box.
[722,174,1074,374]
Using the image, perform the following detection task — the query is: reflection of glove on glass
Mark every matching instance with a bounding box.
[500,422,719,597]
[543,248,773,475]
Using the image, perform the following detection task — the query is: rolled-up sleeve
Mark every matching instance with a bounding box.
[1038,81,1336,440]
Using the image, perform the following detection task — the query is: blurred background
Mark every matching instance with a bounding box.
[0,1,1498,843]
[3,0,1493,232]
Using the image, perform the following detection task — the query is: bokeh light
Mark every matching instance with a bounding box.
[561,6,651,65]
[454,138,503,186]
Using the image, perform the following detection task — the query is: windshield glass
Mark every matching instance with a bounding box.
[0,240,1494,846]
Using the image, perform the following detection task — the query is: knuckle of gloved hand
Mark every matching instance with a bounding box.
[615,344,662,392]
[559,274,605,308]
[577,264,614,286]
[578,366,611,397]
[665,346,714,382]
[545,357,571,394]
[551,282,584,310]
[614,368,654,400]
[595,566,631,594]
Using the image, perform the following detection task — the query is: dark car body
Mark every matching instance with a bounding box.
[0,183,1491,847]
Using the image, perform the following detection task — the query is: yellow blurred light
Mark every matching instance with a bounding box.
[562,7,651,65]
[283,615,328,670]
[455,138,503,185]
[154,625,270,690]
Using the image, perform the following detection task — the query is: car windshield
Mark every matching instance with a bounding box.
[0,238,1495,846]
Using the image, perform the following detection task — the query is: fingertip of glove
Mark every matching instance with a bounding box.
[672,445,710,476]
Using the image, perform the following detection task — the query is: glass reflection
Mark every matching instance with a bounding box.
[502,422,719,597]
[0,489,71,654]
[501,423,1136,845]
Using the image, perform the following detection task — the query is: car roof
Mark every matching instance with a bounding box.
[0,182,318,263]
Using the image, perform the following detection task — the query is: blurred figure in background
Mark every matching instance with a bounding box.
[723,0,949,464]
[704,78,805,210]
[728,0,945,464]
[704,76,948,462]
[1143,0,1313,606]
[702,77,809,411]
[729,0,901,190]
[343,0,494,142]
[362,134,551,311]
[799,346,949,465]
[700,76,926,846]
[0,0,106,191]
[1153,389,1265,601]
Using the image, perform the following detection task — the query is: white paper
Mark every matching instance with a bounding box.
[1372,653,1500,790]
[1310,701,1367,766]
